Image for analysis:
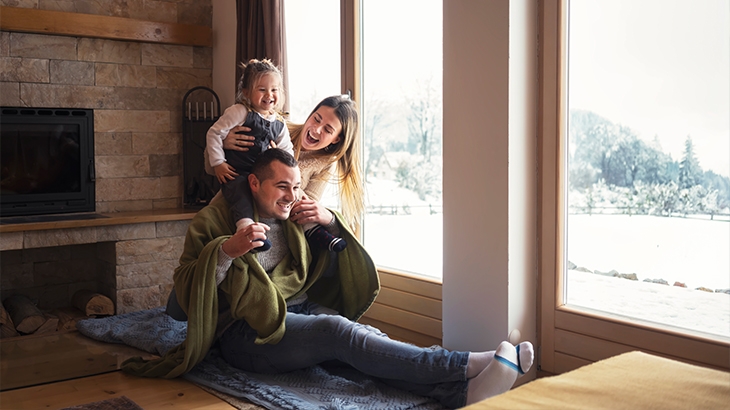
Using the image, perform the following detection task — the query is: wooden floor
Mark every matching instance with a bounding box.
[0,331,237,409]
[0,371,236,409]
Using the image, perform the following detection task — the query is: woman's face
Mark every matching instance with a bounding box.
[300,106,343,152]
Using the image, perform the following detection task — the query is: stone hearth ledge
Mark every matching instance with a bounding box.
[0,209,197,314]
[0,209,197,238]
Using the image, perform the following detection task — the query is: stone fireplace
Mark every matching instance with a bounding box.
[0,0,213,316]
[0,214,194,314]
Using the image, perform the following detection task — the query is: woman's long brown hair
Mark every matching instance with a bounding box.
[288,95,364,229]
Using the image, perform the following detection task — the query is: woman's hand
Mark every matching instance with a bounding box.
[224,126,255,151]
[221,222,271,258]
[290,194,334,226]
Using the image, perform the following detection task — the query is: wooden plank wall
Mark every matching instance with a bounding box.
[360,271,442,347]
[553,309,730,373]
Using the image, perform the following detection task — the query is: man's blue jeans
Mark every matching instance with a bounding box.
[218,300,470,409]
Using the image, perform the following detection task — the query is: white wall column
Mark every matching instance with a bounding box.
[443,1,537,380]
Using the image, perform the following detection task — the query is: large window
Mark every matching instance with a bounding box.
[284,0,341,123]
[565,0,729,339]
[287,0,444,280]
[284,0,342,206]
[360,0,443,280]
[540,0,730,374]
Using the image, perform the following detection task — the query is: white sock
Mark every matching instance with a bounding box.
[466,351,495,378]
[235,217,254,233]
[466,341,533,379]
[517,341,534,376]
[465,341,519,405]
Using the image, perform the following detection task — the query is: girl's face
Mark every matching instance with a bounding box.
[300,106,343,152]
[246,73,281,114]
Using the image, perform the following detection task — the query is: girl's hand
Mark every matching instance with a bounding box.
[224,126,255,151]
[214,163,238,184]
[290,194,333,226]
[222,222,271,257]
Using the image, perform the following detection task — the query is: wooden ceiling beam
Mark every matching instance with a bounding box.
[0,6,212,47]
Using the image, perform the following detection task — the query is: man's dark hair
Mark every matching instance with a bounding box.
[251,148,298,182]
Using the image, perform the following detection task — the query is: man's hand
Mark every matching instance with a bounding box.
[221,222,271,258]
[224,126,254,151]
[214,163,238,184]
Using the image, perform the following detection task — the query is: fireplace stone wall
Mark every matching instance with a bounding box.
[1,0,213,213]
[0,0,213,314]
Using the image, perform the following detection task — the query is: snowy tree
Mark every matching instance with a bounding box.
[703,170,730,211]
[406,78,441,161]
[568,111,726,216]
[650,181,680,216]
[363,98,393,178]
[602,127,650,187]
[642,137,677,185]
[395,156,442,201]
[678,136,703,189]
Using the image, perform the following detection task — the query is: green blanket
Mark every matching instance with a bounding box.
[122,196,379,378]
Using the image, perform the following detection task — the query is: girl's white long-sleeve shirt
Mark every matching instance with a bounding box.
[206,104,294,168]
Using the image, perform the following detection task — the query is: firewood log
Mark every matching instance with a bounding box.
[0,301,20,338]
[71,290,114,317]
[3,295,45,334]
[34,313,59,335]
[50,306,86,331]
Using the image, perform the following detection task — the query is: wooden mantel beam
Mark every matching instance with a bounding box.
[0,6,212,47]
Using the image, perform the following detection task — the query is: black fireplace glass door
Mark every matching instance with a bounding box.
[1,123,82,195]
[0,107,95,217]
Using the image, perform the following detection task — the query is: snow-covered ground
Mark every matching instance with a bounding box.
[358,180,729,338]
[567,214,730,290]
[566,213,730,339]
[361,178,442,277]
[567,269,730,338]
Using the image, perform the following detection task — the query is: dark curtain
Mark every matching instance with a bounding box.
[236,0,289,113]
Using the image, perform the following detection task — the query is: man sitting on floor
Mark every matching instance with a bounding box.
[123,148,534,408]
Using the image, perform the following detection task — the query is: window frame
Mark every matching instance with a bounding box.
[340,0,361,105]
[340,0,444,281]
[339,0,443,345]
[537,0,729,374]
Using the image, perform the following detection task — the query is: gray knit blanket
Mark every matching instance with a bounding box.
[76,307,444,410]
